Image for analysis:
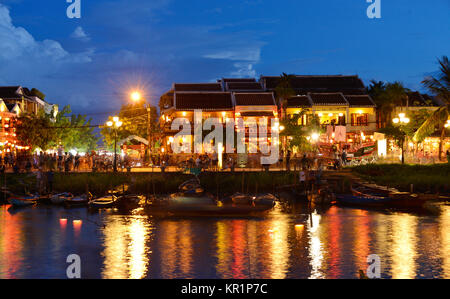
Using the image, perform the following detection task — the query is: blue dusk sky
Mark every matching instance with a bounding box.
[0,0,449,123]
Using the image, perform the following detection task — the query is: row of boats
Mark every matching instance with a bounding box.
[286,180,441,210]
[7,191,142,210]
[3,178,277,216]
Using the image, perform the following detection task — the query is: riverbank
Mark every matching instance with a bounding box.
[350,164,450,194]
[1,171,298,197]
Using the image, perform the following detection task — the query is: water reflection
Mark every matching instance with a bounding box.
[440,207,450,278]
[391,214,418,279]
[159,220,193,278]
[0,204,449,279]
[101,216,151,279]
[308,211,324,279]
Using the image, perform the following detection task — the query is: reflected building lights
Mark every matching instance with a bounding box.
[391,215,418,279]
[308,211,324,279]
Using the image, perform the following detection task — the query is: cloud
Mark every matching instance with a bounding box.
[0,4,93,103]
[71,26,90,42]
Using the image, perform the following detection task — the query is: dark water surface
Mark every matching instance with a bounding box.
[0,202,449,279]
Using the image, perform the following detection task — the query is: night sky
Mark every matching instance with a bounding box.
[0,0,449,123]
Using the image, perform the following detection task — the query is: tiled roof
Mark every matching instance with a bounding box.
[226,82,263,91]
[220,78,256,83]
[309,93,348,106]
[175,92,233,110]
[345,95,376,107]
[234,93,276,106]
[0,86,22,99]
[406,92,439,107]
[287,96,312,108]
[174,83,223,92]
[261,75,365,93]
[240,112,274,117]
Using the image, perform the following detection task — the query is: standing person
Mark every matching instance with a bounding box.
[341,149,347,166]
[74,154,80,171]
[286,150,291,171]
[64,153,70,173]
[299,168,306,191]
[446,150,450,164]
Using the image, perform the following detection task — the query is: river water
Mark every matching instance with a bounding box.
[0,202,449,279]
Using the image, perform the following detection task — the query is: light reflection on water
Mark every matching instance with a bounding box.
[0,203,449,279]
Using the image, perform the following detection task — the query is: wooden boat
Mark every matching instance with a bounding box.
[8,195,39,207]
[351,184,433,208]
[145,179,275,217]
[335,194,391,207]
[64,194,92,207]
[88,195,118,209]
[51,193,73,205]
[116,195,143,210]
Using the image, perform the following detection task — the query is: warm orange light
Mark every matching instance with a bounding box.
[131,91,142,102]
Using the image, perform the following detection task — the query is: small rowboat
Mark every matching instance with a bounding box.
[51,193,73,205]
[8,195,39,207]
[116,195,143,210]
[64,194,91,207]
[89,195,118,209]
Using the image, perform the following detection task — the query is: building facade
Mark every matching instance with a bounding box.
[0,86,58,155]
[159,75,378,158]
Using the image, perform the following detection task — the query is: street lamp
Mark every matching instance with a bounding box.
[129,91,152,164]
[107,117,123,172]
[392,113,410,164]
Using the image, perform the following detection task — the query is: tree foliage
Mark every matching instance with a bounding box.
[275,73,296,118]
[16,111,56,151]
[280,109,322,152]
[30,88,46,100]
[100,103,159,150]
[413,56,450,145]
[16,105,98,152]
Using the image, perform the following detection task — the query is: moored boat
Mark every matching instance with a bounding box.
[51,193,73,205]
[8,195,39,207]
[116,195,143,210]
[145,179,275,217]
[64,194,92,207]
[88,195,118,209]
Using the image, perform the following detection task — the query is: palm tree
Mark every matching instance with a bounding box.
[275,73,296,119]
[368,81,409,128]
[413,56,450,160]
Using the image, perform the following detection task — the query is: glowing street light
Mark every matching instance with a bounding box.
[131,91,142,102]
[393,113,410,164]
[106,117,123,172]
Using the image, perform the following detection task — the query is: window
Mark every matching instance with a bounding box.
[351,113,368,126]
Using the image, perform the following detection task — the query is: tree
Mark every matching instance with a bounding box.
[413,56,450,160]
[368,81,409,128]
[16,105,98,153]
[55,106,98,153]
[280,109,322,152]
[30,88,46,100]
[16,111,57,151]
[275,73,296,119]
[100,103,159,150]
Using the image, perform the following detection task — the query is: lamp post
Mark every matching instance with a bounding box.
[107,117,123,172]
[393,113,410,164]
[131,91,152,163]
